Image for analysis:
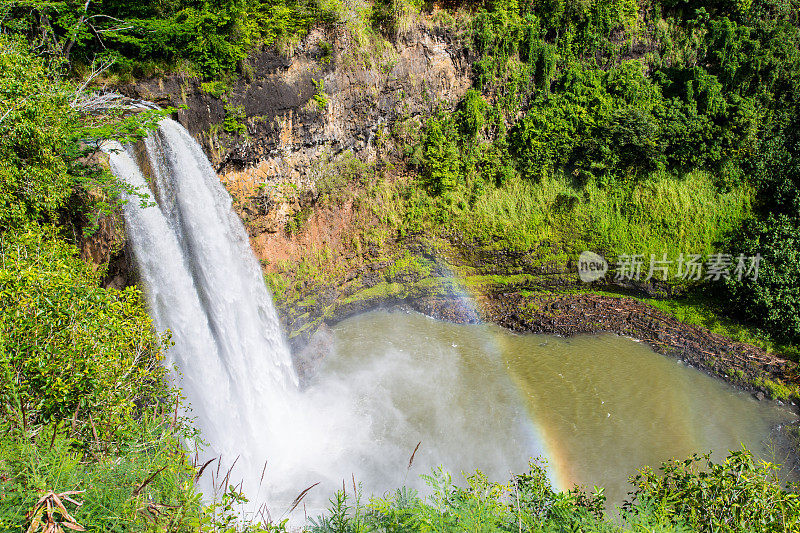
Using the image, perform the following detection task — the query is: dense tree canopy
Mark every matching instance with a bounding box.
[1,0,332,77]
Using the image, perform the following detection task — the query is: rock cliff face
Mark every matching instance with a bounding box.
[117,22,473,249]
[122,25,473,172]
[79,211,132,290]
[90,21,472,292]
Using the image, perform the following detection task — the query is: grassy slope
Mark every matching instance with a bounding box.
[263,152,777,346]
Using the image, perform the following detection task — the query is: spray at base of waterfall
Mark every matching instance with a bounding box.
[105,119,547,523]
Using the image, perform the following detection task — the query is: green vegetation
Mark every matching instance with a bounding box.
[286,205,314,234]
[0,36,201,532]
[202,81,231,99]
[0,409,199,531]
[0,31,293,533]
[3,0,797,347]
[393,0,800,349]
[308,450,800,533]
[371,0,423,38]
[0,228,168,438]
[632,292,800,361]
[626,448,799,532]
[224,104,248,135]
[312,79,329,111]
[723,111,800,345]
[414,170,750,257]
[3,0,800,530]
[0,36,164,230]
[1,0,340,79]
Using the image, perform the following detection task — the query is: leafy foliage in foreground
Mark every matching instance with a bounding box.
[0,228,170,443]
[0,412,199,532]
[309,463,618,533]
[0,225,207,531]
[308,450,800,532]
[626,449,800,532]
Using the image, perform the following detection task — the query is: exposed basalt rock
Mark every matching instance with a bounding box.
[79,212,120,267]
[120,25,473,172]
[78,207,132,290]
[119,22,474,249]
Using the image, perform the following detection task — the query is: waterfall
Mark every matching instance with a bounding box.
[105,118,546,520]
[105,119,305,505]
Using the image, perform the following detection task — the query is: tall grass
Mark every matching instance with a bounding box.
[455,171,751,261]
[585,171,752,259]
[0,411,200,532]
[464,175,570,251]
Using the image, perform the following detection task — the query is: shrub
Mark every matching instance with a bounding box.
[0,0,324,78]
[0,227,171,444]
[312,78,329,111]
[625,449,800,532]
[421,116,459,195]
[0,38,80,227]
[224,103,248,134]
[724,112,800,343]
[725,214,800,343]
[0,36,168,231]
[310,450,800,532]
[459,89,488,139]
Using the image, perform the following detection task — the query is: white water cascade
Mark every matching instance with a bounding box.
[105,118,546,520]
[104,119,318,506]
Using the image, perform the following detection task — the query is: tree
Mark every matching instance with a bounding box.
[724,111,800,342]
[422,117,459,195]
